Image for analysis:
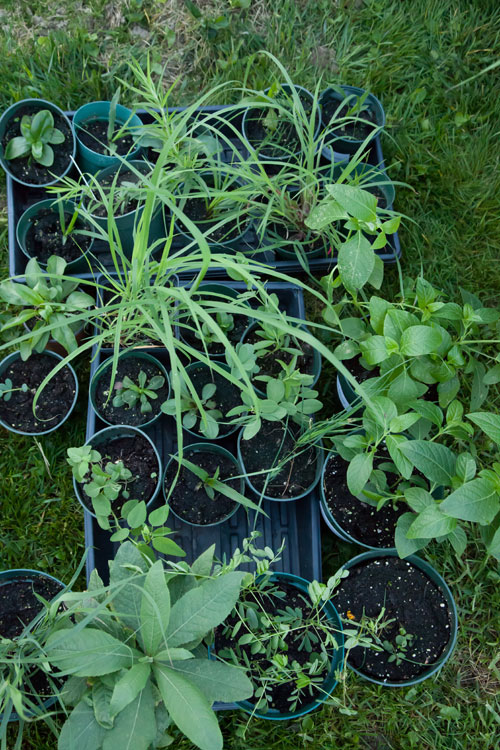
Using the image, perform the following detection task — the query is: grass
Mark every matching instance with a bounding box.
[0,0,499,748]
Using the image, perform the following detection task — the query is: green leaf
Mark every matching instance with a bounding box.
[386,435,413,479]
[346,453,373,496]
[4,136,31,160]
[367,254,384,289]
[152,537,186,557]
[109,663,151,717]
[447,526,467,556]
[483,363,500,385]
[338,233,375,291]
[166,572,245,647]
[30,108,53,138]
[37,143,54,166]
[395,513,428,558]
[46,628,134,676]
[467,412,500,445]
[407,505,457,538]
[305,200,348,230]
[148,505,170,526]
[440,479,500,524]
[383,309,420,343]
[168,659,253,703]
[408,400,443,427]
[327,184,378,222]
[127,500,147,528]
[48,127,65,145]
[359,335,389,365]
[398,440,456,485]
[103,682,156,750]
[486,525,500,559]
[369,296,391,335]
[109,542,148,630]
[388,372,426,405]
[455,453,476,483]
[404,487,434,513]
[367,396,397,430]
[58,700,106,750]
[92,683,114,729]
[389,413,420,433]
[266,379,285,402]
[154,664,223,750]
[399,326,442,356]
[190,544,215,577]
[140,560,171,655]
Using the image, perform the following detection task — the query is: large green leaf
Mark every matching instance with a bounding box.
[109,663,151,718]
[109,542,148,630]
[154,664,223,750]
[58,701,106,750]
[103,682,156,750]
[359,335,390,365]
[386,435,413,479]
[346,452,373,497]
[140,560,171,655]
[407,505,457,539]
[399,325,442,356]
[395,513,428,558]
[398,440,456,485]
[467,412,500,445]
[305,200,348,230]
[439,479,500,524]
[338,233,375,291]
[168,659,253,703]
[327,184,378,222]
[166,572,245,648]
[46,628,134,677]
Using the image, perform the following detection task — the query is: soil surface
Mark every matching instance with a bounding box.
[77,118,136,156]
[0,575,64,700]
[245,326,315,386]
[216,580,336,712]
[164,448,240,525]
[90,169,143,218]
[333,557,453,682]
[322,100,378,142]
[2,105,72,184]
[25,208,93,265]
[180,192,245,244]
[0,353,76,433]
[245,94,318,159]
[180,303,249,357]
[185,365,243,437]
[239,421,318,499]
[322,452,406,547]
[94,357,169,426]
[78,434,159,514]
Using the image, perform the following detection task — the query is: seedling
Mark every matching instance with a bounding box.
[4,109,65,167]
[56,201,82,247]
[161,381,222,439]
[383,627,416,666]
[196,311,235,345]
[0,378,29,401]
[112,369,165,414]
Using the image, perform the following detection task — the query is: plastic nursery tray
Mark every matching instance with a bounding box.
[7,105,401,281]
[83,280,323,588]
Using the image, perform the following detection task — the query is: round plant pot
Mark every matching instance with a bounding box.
[241,322,322,395]
[0,568,65,723]
[0,350,78,436]
[174,171,254,251]
[332,551,458,687]
[73,100,143,173]
[163,442,243,527]
[242,84,321,163]
[73,425,162,521]
[16,199,95,274]
[90,351,170,429]
[235,571,344,719]
[320,85,385,157]
[86,160,165,257]
[178,282,251,358]
[237,424,324,503]
[0,98,76,188]
[179,362,243,440]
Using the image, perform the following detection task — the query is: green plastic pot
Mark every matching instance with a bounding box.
[176,362,242,440]
[241,84,321,162]
[0,568,65,723]
[0,350,78,436]
[73,100,143,173]
[89,351,170,429]
[178,282,251,358]
[87,160,165,257]
[320,85,385,157]
[16,198,95,274]
[174,171,253,250]
[237,426,324,503]
[0,98,76,188]
[333,550,458,687]
[241,322,322,396]
[163,442,243,527]
[236,571,344,719]
[73,425,162,520]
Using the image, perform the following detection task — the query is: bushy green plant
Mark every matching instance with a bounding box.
[161,380,223,439]
[4,109,65,167]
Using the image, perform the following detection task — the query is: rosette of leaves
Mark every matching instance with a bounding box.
[44,542,253,750]
[113,370,165,414]
[0,256,94,359]
[161,381,222,439]
[4,109,65,167]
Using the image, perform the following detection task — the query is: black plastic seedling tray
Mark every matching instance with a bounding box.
[7,106,401,281]
[83,280,323,588]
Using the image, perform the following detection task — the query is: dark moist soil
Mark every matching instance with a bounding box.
[339,355,374,388]
[2,105,72,184]
[0,575,64,699]
[79,435,159,514]
[90,170,142,218]
[246,95,318,159]
[185,365,243,437]
[322,452,407,547]
[333,557,453,682]
[269,221,328,255]
[164,448,239,525]
[94,358,169,427]
[180,305,249,357]
[77,118,135,156]
[25,209,93,265]
[240,421,318,499]
[216,581,335,713]
[246,327,315,384]
[0,353,76,433]
[180,194,244,243]
[322,100,377,142]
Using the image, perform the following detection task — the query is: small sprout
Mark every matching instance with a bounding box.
[161,380,222,439]
[5,110,65,167]
[0,379,29,402]
[113,369,165,414]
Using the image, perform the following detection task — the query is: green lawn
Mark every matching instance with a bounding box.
[1,1,499,748]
